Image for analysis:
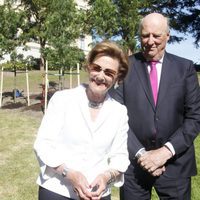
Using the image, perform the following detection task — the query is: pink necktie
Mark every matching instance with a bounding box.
[149,61,158,104]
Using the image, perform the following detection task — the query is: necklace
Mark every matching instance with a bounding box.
[88,101,103,109]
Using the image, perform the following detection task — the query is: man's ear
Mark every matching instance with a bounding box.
[167,31,170,42]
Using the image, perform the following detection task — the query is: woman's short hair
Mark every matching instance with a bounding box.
[86,40,129,83]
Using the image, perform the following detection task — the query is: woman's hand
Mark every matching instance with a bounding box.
[67,170,92,200]
[89,173,110,200]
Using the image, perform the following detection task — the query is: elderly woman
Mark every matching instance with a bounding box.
[34,41,130,200]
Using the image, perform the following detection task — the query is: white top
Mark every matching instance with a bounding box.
[34,84,130,199]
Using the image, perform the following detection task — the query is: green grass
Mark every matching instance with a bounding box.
[0,109,40,200]
[1,69,88,95]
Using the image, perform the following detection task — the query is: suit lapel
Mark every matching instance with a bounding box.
[134,55,156,110]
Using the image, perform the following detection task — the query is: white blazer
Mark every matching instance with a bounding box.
[34,84,130,199]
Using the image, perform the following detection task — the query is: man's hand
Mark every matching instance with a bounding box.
[138,146,173,175]
[151,166,166,176]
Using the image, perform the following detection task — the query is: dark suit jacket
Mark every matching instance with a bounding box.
[114,52,200,178]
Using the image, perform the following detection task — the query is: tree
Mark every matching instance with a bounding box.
[86,0,200,53]
[86,0,145,53]
[175,0,200,47]
[8,0,84,71]
[43,0,85,69]
[0,3,23,62]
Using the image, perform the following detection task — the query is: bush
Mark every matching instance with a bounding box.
[194,64,200,72]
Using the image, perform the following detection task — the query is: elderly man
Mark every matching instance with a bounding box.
[113,13,200,199]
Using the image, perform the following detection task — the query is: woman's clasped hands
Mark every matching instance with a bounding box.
[67,170,109,200]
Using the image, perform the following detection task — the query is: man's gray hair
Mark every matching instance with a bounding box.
[138,14,170,34]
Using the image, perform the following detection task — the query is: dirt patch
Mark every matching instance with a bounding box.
[1,93,44,118]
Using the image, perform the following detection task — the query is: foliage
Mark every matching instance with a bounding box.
[5,0,84,70]
[44,46,85,70]
[1,49,37,70]
[42,0,85,69]
[86,0,143,53]
[1,0,200,70]
[1,61,29,71]
[1,56,37,71]
[176,0,200,47]
[86,0,200,52]
[0,3,23,60]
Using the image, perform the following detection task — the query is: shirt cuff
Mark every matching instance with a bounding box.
[113,173,124,187]
[135,148,146,159]
[164,142,175,156]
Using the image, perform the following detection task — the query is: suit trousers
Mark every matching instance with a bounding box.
[39,186,111,200]
[120,164,191,200]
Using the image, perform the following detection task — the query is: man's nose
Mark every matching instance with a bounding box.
[147,35,154,45]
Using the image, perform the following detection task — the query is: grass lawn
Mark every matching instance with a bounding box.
[0,71,199,199]
[1,69,88,95]
[0,109,40,200]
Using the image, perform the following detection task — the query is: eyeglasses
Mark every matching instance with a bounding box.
[89,63,118,79]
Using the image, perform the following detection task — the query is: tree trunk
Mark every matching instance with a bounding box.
[39,38,46,71]
[39,56,45,71]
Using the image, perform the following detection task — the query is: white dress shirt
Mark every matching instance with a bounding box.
[34,84,130,199]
